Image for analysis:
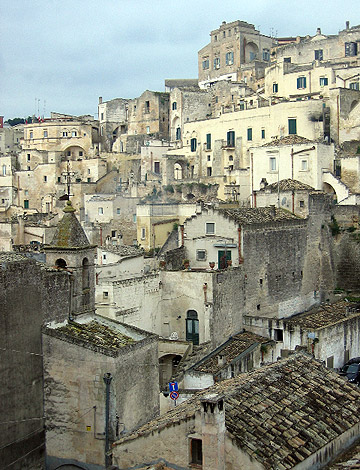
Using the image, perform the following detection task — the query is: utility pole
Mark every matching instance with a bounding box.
[103,373,113,469]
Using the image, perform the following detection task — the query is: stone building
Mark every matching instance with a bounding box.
[198,20,275,89]
[0,123,23,155]
[112,353,360,470]
[249,136,336,201]
[43,315,159,470]
[0,252,72,470]
[44,200,97,317]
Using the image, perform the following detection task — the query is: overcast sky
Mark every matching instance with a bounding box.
[1,0,359,120]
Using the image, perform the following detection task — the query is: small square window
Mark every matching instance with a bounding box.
[72,131,77,137]
[297,76,306,89]
[79,151,83,157]
[24,190,29,196]
[299,200,305,208]
[111,230,116,237]
[206,222,215,235]
[116,208,121,214]
[320,77,328,87]
[62,131,68,137]
[57,177,61,183]
[103,291,109,298]
[274,329,283,341]
[314,49,323,61]
[43,130,48,137]
[301,160,308,171]
[196,249,207,261]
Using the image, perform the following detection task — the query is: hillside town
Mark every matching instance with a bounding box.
[1,18,360,470]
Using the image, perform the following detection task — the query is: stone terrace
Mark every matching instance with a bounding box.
[114,353,360,470]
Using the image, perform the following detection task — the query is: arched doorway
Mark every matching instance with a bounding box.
[159,354,182,388]
[174,162,183,180]
[186,310,199,345]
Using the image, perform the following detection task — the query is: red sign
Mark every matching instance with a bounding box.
[170,391,179,401]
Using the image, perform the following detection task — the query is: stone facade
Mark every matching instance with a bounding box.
[198,20,274,89]
[43,316,159,470]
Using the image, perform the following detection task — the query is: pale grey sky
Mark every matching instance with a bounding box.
[1,0,359,119]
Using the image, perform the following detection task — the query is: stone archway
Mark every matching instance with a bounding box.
[159,354,182,388]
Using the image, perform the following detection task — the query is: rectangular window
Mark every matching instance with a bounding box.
[206,133,211,150]
[320,77,328,86]
[72,131,77,137]
[29,131,33,139]
[79,151,83,157]
[263,49,270,61]
[214,57,220,69]
[202,59,209,70]
[206,222,215,235]
[190,439,202,466]
[314,49,323,60]
[345,42,358,57]
[284,57,291,63]
[43,130,48,137]
[207,167,212,176]
[27,154,31,161]
[111,230,116,238]
[24,190,29,196]
[297,76,306,89]
[272,83,278,93]
[98,207,104,215]
[227,130,235,147]
[349,82,360,90]
[269,157,277,171]
[145,101,150,113]
[172,102,177,110]
[141,227,146,239]
[249,51,256,61]
[301,160,308,171]
[2,165,6,176]
[247,128,253,141]
[154,161,160,174]
[101,113,104,120]
[116,208,121,214]
[190,138,197,152]
[58,177,61,183]
[274,329,283,341]
[225,51,234,65]
[62,131,68,137]
[288,118,297,135]
[24,200,29,209]
[146,126,150,134]
[299,200,305,208]
[133,214,136,222]
[44,176,47,182]
[196,249,207,261]
[261,129,265,139]
[103,291,109,298]
[87,177,91,182]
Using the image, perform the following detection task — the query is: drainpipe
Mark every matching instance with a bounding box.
[337,94,340,144]
[103,373,113,469]
[238,227,243,264]
[180,225,184,246]
[250,152,254,207]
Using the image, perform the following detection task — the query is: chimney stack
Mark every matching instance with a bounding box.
[346,21,350,30]
[316,27,321,35]
[99,97,103,104]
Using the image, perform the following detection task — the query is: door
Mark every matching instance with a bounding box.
[186,310,199,345]
[218,250,231,269]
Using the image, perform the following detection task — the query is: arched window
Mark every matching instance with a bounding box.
[186,310,199,345]
[55,258,67,269]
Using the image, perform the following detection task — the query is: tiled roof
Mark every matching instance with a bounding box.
[0,252,29,263]
[51,320,135,350]
[115,354,360,470]
[285,300,360,330]
[262,135,314,147]
[191,332,273,374]
[49,201,91,248]
[261,179,315,192]
[218,207,300,225]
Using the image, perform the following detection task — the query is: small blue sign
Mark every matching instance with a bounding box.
[169,381,178,392]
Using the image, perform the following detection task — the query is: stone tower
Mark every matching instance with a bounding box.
[44,200,96,317]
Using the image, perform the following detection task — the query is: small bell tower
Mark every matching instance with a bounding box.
[44,200,96,317]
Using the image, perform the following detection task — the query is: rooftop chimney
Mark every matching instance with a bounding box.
[346,21,350,30]
[99,97,103,104]
[316,28,321,35]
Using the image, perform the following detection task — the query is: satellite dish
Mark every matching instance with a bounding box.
[169,332,179,340]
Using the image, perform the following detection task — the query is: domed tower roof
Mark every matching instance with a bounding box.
[50,201,90,248]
